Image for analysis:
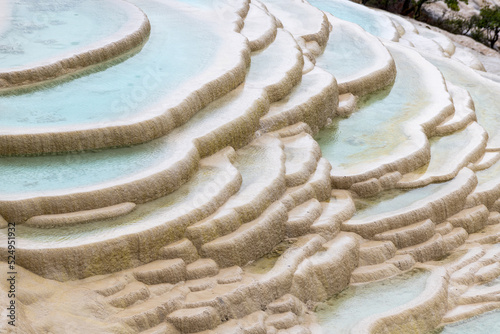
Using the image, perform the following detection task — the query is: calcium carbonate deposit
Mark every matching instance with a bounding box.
[1,0,500,333]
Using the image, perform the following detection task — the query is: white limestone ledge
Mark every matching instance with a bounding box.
[322,14,397,96]
[331,43,454,193]
[259,66,338,135]
[0,149,242,280]
[240,3,278,52]
[342,168,477,239]
[262,0,331,52]
[0,23,251,156]
[352,266,449,334]
[433,82,477,136]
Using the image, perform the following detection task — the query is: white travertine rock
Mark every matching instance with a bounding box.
[201,201,288,267]
[265,311,299,330]
[271,122,314,138]
[282,133,322,187]
[241,4,278,52]
[24,202,136,228]
[337,93,358,117]
[442,302,500,324]
[107,281,151,308]
[397,122,487,188]
[386,254,417,271]
[261,0,331,50]
[473,152,500,172]
[186,259,219,281]
[280,158,332,214]
[111,286,188,331]
[186,135,286,248]
[309,190,355,239]
[5,0,500,332]
[396,234,447,263]
[466,224,500,244]
[435,222,455,235]
[2,149,241,280]
[260,67,338,135]
[442,227,469,252]
[0,14,252,156]
[290,233,359,302]
[434,82,477,136]
[318,13,397,96]
[343,168,477,239]
[328,42,454,191]
[267,294,307,316]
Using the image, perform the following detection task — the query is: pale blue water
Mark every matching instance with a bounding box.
[10,165,228,247]
[0,84,261,196]
[0,0,220,129]
[440,310,500,334]
[308,0,395,40]
[0,137,178,194]
[316,269,430,333]
[315,46,428,174]
[0,0,127,69]
[316,19,378,80]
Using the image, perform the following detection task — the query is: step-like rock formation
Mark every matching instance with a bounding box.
[1,0,499,333]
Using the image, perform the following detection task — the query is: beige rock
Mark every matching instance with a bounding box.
[186,259,219,280]
[265,312,299,330]
[133,259,187,285]
[160,239,200,264]
[167,307,221,333]
[358,240,397,266]
[446,205,489,233]
[373,219,436,249]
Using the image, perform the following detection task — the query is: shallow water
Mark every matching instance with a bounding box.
[475,157,500,190]
[0,137,178,195]
[0,0,127,69]
[426,56,500,150]
[9,165,230,247]
[0,0,220,130]
[315,46,434,176]
[402,122,484,183]
[440,310,500,334]
[316,269,430,333]
[316,18,379,81]
[307,0,395,40]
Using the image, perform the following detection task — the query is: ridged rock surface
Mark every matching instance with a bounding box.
[0,0,499,333]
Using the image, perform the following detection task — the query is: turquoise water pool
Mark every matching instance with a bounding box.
[0,0,127,70]
[440,310,500,334]
[308,0,396,40]
[315,45,437,176]
[0,0,220,129]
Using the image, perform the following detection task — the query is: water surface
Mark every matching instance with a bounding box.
[316,269,430,333]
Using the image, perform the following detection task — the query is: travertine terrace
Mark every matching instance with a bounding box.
[1,0,500,333]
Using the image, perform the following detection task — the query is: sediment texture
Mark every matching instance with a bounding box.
[1,0,500,333]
